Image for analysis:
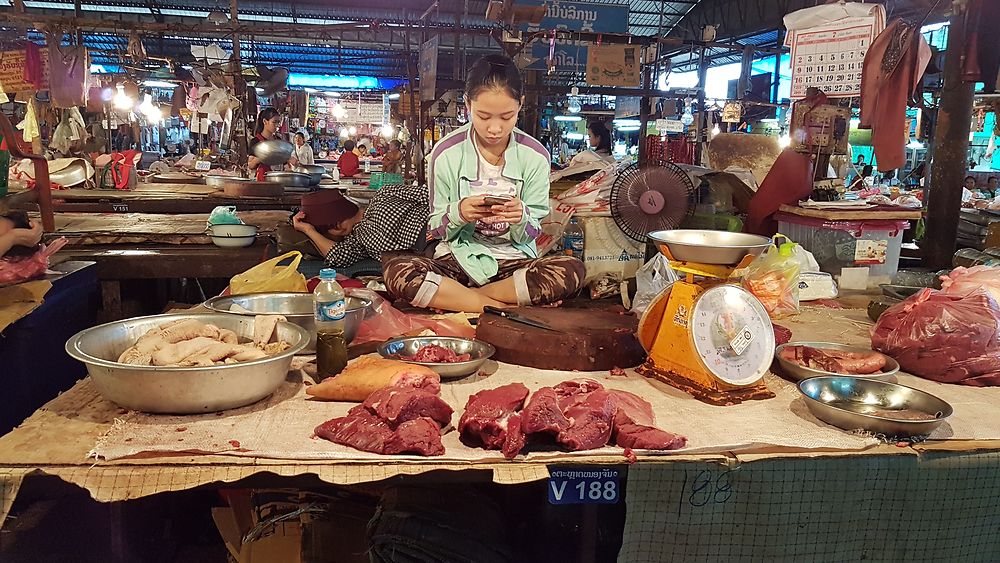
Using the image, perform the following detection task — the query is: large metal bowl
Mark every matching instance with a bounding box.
[292,165,325,185]
[378,336,495,379]
[203,292,371,353]
[774,341,899,382]
[798,376,953,437]
[648,229,772,265]
[205,175,250,188]
[265,171,312,188]
[65,313,309,414]
[253,140,294,166]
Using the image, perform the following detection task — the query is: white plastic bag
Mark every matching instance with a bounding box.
[630,254,678,315]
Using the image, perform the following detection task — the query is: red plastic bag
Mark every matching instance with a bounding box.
[871,288,1000,386]
[940,265,1000,304]
[0,237,68,287]
[347,288,476,345]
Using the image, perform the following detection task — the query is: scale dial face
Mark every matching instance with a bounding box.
[690,285,775,386]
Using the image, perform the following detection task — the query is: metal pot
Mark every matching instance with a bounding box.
[265,171,312,188]
[252,139,294,166]
[203,292,372,353]
[291,166,324,185]
[65,313,309,414]
[205,175,250,188]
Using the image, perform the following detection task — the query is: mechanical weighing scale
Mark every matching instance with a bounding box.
[637,230,776,406]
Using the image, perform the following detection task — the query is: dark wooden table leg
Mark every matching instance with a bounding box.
[101,280,122,321]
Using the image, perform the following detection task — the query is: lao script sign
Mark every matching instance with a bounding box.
[789,16,879,99]
[520,1,629,73]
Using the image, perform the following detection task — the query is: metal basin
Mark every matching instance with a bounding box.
[265,171,312,188]
[253,140,294,166]
[648,229,772,265]
[774,341,899,382]
[65,313,309,414]
[205,175,250,188]
[203,292,371,353]
[798,376,952,437]
[292,165,325,185]
[378,336,495,379]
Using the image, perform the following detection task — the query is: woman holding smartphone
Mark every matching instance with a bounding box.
[383,55,584,313]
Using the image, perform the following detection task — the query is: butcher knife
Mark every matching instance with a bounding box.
[482,306,559,332]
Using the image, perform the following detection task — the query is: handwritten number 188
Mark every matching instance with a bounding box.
[677,469,734,516]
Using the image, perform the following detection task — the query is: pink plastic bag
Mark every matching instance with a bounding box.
[0,237,68,287]
[871,288,1000,386]
[940,266,1000,304]
[347,288,476,345]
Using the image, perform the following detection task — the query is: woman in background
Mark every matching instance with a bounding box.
[247,107,281,181]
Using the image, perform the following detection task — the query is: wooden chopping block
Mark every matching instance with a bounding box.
[223,181,284,198]
[475,307,645,371]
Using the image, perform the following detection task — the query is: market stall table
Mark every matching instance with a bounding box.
[10,184,303,214]
[1,304,999,561]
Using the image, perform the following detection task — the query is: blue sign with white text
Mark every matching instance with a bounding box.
[548,466,621,505]
[519,1,630,72]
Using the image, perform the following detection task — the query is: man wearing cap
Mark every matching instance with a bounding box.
[291,185,427,268]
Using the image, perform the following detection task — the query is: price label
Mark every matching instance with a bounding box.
[660,119,684,133]
[548,467,620,505]
[729,325,753,356]
[194,159,211,171]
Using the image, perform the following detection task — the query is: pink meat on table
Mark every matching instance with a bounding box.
[458,383,530,454]
[363,386,454,427]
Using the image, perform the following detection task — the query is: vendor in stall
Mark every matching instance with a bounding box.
[586,120,615,162]
[338,140,360,178]
[247,107,282,181]
[291,185,427,268]
[383,54,585,313]
[0,213,42,258]
[382,139,403,174]
[289,132,315,167]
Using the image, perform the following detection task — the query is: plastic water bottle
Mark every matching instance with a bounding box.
[313,268,347,378]
[563,217,585,261]
[363,157,371,174]
[330,165,340,182]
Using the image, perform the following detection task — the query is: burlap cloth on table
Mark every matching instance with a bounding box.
[89,306,1000,462]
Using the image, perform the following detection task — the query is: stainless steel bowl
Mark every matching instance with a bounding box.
[265,171,312,188]
[203,292,371,353]
[292,165,325,185]
[798,376,953,437]
[774,341,899,382]
[378,336,495,379]
[648,229,772,265]
[205,175,250,188]
[65,313,309,414]
[253,139,294,166]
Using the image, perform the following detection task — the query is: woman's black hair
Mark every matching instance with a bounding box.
[465,54,523,102]
[254,107,279,136]
[588,120,612,153]
[294,131,305,140]
[343,139,356,151]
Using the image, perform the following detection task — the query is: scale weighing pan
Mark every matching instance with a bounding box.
[649,230,771,265]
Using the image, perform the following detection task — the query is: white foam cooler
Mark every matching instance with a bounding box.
[776,212,909,288]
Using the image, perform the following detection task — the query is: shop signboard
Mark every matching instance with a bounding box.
[585,44,640,87]
[548,466,621,505]
[419,36,439,102]
[520,1,629,73]
[0,49,50,93]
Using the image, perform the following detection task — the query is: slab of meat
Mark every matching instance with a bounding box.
[458,383,529,455]
[606,390,655,427]
[501,413,526,460]
[614,424,687,450]
[521,387,571,436]
[306,354,441,401]
[314,405,445,456]
[363,386,453,427]
[779,345,886,375]
[401,344,471,363]
[557,389,617,451]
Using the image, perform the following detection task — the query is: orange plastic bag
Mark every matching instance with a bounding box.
[229,251,307,294]
[742,238,800,319]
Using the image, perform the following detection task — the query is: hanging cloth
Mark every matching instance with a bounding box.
[962,0,1000,93]
[15,99,40,142]
[47,33,90,109]
[23,42,44,90]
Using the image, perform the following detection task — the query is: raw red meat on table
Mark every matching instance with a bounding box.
[778,345,886,375]
[773,324,793,346]
[314,407,445,456]
[363,386,454,427]
[402,344,471,363]
[614,424,687,450]
[557,389,617,451]
[521,387,571,435]
[458,383,530,452]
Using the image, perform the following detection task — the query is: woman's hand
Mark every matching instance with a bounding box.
[459,196,494,222]
[248,155,261,169]
[488,197,524,224]
[291,211,316,234]
[15,221,43,247]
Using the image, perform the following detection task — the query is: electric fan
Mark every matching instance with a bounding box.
[609,160,697,242]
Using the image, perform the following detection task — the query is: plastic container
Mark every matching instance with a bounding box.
[563,217,584,260]
[313,268,347,378]
[776,212,909,288]
[368,172,404,190]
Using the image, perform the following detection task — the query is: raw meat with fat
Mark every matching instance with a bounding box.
[363,386,453,427]
[306,354,441,401]
[458,383,529,454]
[314,407,445,456]
[401,344,471,363]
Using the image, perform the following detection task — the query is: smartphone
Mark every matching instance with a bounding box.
[483,195,513,206]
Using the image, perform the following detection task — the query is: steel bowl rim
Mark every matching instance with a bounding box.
[203,292,372,316]
[775,341,900,379]
[376,336,496,366]
[648,229,772,250]
[65,312,310,372]
[797,376,954,424]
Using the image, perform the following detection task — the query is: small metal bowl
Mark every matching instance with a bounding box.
[378,336,495,379]
[798,376,953,437]
[775,341,899,382]
[66,313,309,414]
[204,292,371,353]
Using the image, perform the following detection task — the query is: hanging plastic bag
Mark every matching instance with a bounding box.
[742,237,801,319]
[630,254,678,315]
[347,288,476,345]
[229,251,307,294]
